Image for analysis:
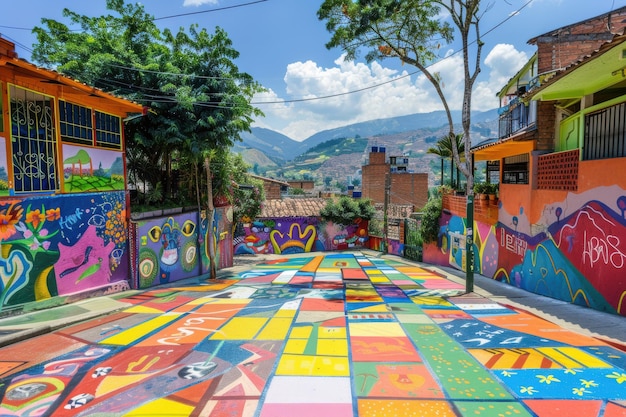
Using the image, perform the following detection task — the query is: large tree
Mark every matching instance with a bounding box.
[32,0,264,278]
[319,0,484,289]
[318,0,484,194]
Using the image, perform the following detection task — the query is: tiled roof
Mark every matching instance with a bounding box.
[260,198,328,218]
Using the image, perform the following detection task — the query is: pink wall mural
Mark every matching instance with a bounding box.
[425,186,626,316]
[0,191,130,311]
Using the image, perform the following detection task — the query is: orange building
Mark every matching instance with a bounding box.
[0,37,144,313]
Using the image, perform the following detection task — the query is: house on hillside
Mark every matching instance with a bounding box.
[433,7,626,316]
[0,38,144,313]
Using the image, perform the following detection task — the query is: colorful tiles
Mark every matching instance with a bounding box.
[1,252,626,417]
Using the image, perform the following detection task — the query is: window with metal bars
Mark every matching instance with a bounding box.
[502,153,529,184]
[59,100,93,145]
[9,84,58,193]
[584,102,626,160]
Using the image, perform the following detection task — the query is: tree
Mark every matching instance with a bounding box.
[32,0,264,278]
[428,134,465,188]
[318,0,484,191]
[319,0,484,290]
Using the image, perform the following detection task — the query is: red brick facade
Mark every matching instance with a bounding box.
[530,7,626,74]
[362,149,429,211]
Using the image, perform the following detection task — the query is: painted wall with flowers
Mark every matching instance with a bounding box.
[0,192,131,311]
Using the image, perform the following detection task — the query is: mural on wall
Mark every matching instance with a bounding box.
[132,206,234,289]
[427,186,626,316]
[62,144,125,193]
[0,136,8,197]
[233,217,369,255]
[0,192,130,310]
[199,206,233,274]
[134,213,201,289]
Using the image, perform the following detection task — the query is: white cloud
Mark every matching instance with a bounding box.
[182,0,218,6]
[254,44,530,141]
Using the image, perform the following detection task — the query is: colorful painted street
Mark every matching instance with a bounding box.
[1,252,625,416]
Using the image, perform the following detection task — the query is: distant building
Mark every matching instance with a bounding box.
[361,146,428,211]
[286,180,315,192]
[250,174,290,200]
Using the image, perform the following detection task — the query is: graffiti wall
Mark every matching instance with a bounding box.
[132,206,233,289]
[233,217,369,255]
[0,192,130,312]
[425,186,626,316]
[62,144,126,193]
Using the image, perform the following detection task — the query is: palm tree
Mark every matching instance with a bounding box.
[428,134,464,188]
[427,142,449,186]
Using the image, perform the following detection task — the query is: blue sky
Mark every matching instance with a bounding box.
[2,0,626,141]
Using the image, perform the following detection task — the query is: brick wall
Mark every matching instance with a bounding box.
[534,8,626,74]
[390,173,429,210]
[362,163,388,203]
[443,195,498,225]
[535,101,556,152]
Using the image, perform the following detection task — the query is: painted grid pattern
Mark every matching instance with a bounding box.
[0,253,625,416]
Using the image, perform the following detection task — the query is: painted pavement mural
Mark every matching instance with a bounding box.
[0,191,130,310]
[233,217,369,255]
[1,253,625,416]
[133,207,233,289]
[426,188,626,317]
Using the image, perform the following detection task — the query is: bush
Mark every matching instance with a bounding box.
[320,196,375,225]
[417,197,442,244]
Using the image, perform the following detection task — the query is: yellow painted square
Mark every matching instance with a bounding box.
[349,322,406,337]
[318,326,347,338]
[284,339,308,354]
[124,398,193,416]
[275,309,297,318]
[317,339,348,356]
[210,317,268,340]
[369,276,390,283]
[289,326,312,339]
[256,318,293,340]
[276,354,350,376]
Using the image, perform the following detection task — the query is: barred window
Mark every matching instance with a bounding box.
[9,85,58,193]
[502,153,529,184]
[95,111,122,149]
[59,100,93,145]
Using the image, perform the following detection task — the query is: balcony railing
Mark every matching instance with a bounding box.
[498,101,537,139]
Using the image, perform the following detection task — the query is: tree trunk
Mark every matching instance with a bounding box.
[204,155,217,279]
[440,158,444,185]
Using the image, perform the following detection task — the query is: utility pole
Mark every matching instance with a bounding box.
[383,172,390,254]
[466,191,474,293]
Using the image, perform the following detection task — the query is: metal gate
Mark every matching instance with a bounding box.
[403,217,422,262]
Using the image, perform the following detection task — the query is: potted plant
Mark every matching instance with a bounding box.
[486,183,499,202]
[473,182,488,200]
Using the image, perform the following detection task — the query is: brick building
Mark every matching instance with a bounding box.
[361,146,428,211]
[250,175,289,200]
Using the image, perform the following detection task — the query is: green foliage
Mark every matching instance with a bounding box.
[31,0,264,212]
[290,187,306,195]
[417,197,443,244]
[320,197,376,225]
[473,182,488,194]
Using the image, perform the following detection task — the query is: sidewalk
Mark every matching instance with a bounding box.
[0,250,625,417]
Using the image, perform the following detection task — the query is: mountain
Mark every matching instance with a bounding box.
[233,109,500,184]
[297,110,465,154]
[236,127,300,161]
